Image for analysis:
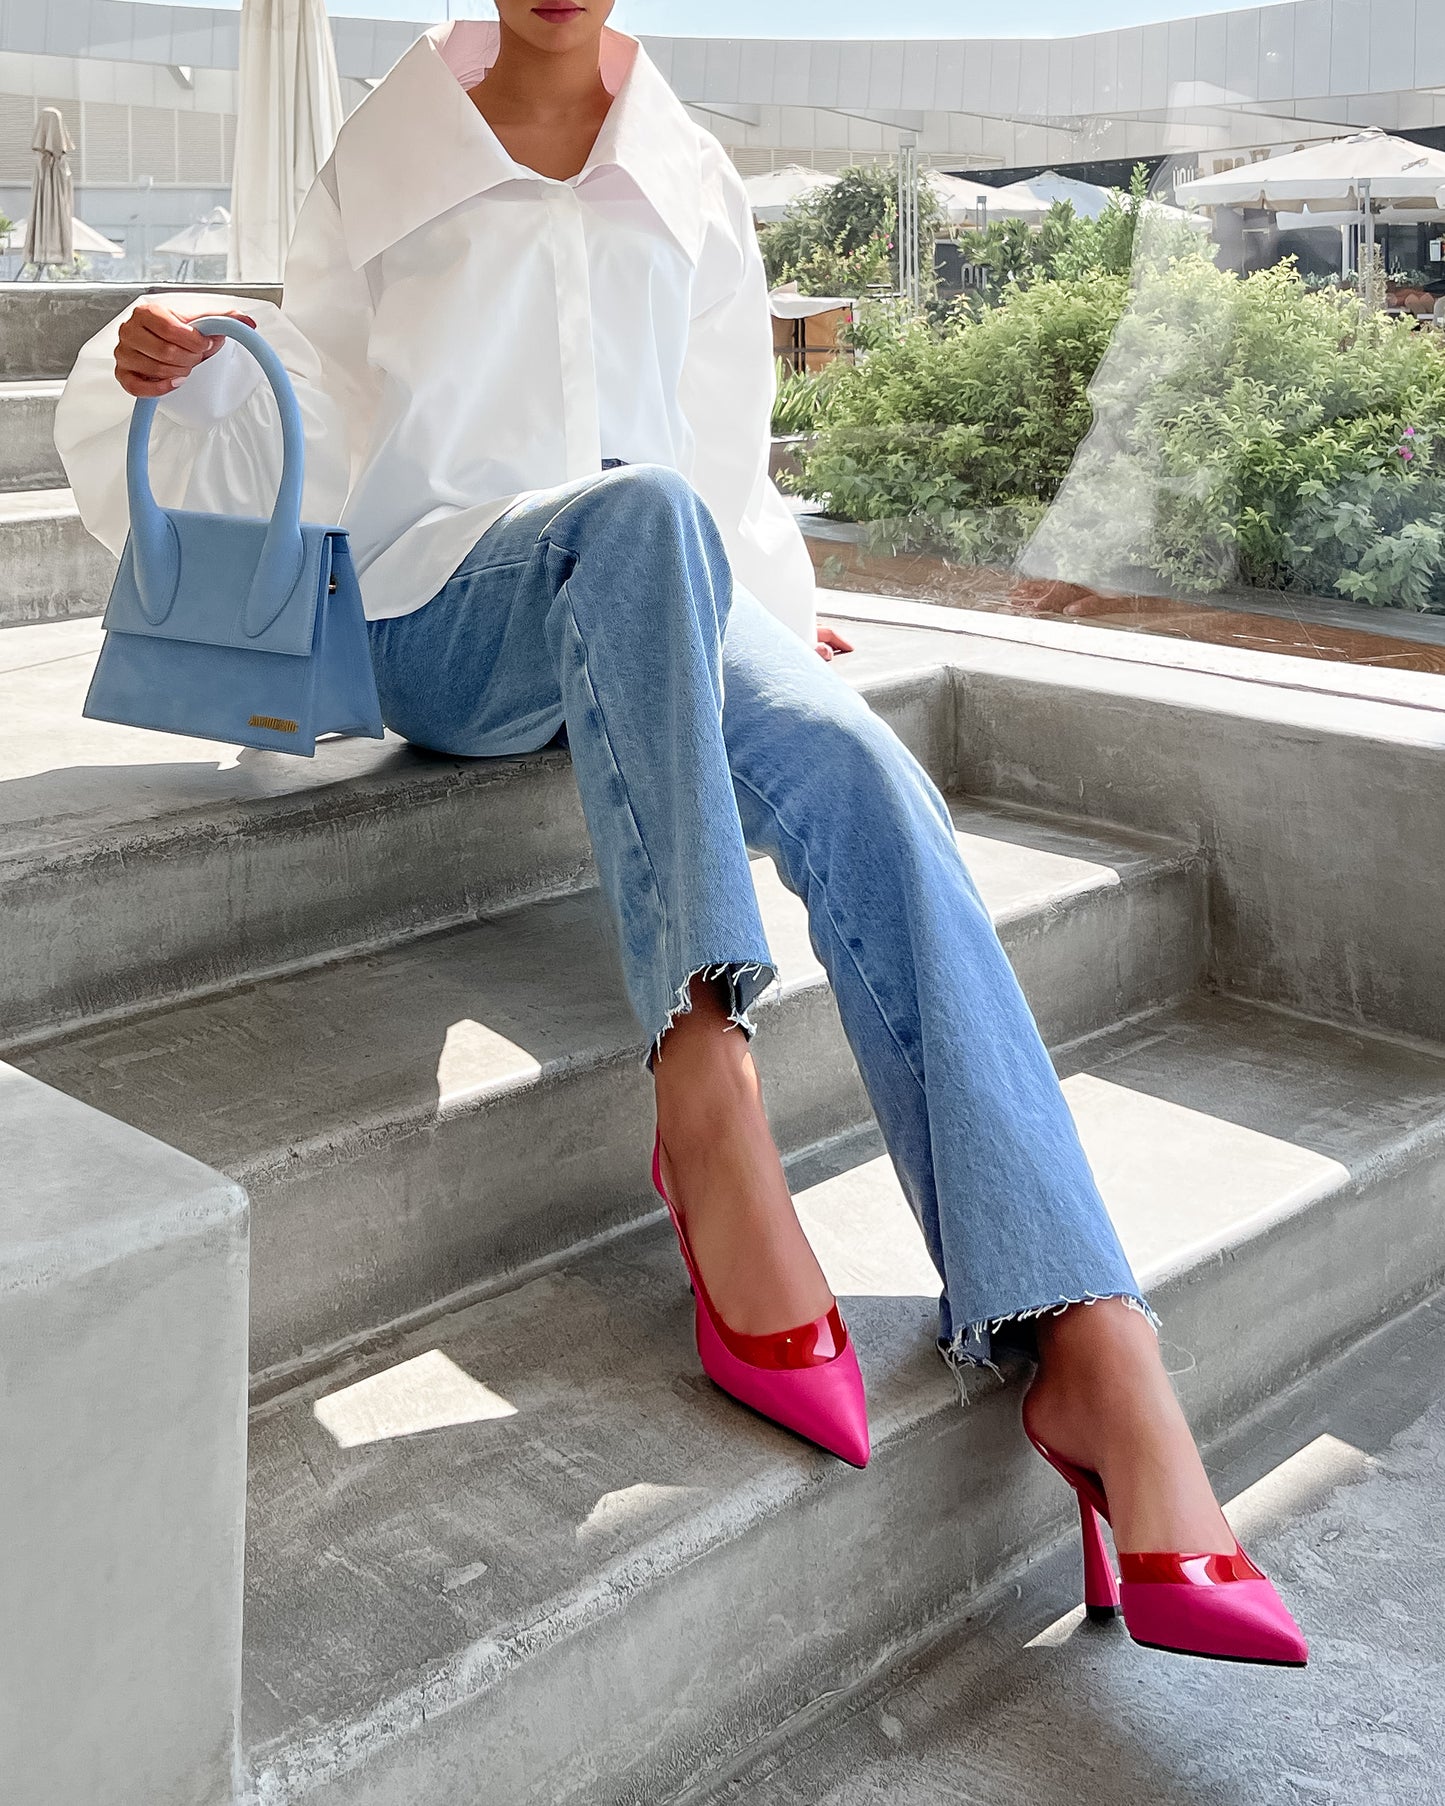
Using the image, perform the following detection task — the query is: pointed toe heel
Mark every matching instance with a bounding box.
[653,1134,871,1468]
[1023,1401,1307,1669]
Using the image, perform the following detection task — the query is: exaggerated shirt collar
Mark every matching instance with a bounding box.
[329,19,706,271]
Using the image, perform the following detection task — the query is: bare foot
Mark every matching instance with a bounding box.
[1025,1298,1235,1557]
[653,975,834,1336]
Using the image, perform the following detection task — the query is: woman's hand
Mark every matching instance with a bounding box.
[113,300,257,399]
[815,625,854,661]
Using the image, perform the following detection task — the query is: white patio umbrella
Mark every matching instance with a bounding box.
[156,204,232,262]
[928,170,1050,227]
[990,169,1114,221]
[24,107,76,268]
[1176,129,1445,208]
[229,0,345,281]
[4,212,124,262]
[1178,130,1445,296]
[156,205,232,280]
[743,165,839,223]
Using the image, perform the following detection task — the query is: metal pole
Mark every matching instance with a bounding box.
[897,132,920,309]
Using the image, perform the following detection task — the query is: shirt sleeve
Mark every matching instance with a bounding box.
[678,141,818,647]
[52,165,376,557]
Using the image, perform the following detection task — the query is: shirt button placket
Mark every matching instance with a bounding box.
[548,184,602,480]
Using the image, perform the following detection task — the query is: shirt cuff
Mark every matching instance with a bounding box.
[155,336,267,428]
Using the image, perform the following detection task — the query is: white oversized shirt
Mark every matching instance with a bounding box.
[53,19,818,644]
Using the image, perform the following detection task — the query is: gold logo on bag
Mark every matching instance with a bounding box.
[249,715,299,733]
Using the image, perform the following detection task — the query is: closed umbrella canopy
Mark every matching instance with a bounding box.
[1176,129,1445,208]
[229,0,345,280]
[156,205,232,259]
[743,164,839,223]
[5,212,124,259]
[25,107,76,266]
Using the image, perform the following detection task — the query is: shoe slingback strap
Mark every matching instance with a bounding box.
[125,314,306,638]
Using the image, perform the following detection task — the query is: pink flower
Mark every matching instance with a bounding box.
[1399,446,1416,461]
[1405,426,1417,437]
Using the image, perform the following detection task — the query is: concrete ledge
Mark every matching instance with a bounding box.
[834,596,1445,1048]
[0,283,284,379]
[0,1064,250,1806]
[0,488,116,626]
[0,382,65,492]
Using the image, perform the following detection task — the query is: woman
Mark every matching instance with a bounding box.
[55,2,1305,1668]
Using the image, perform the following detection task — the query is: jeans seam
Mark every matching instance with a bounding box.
[556,578,678,1001]
[732,767,928,1095]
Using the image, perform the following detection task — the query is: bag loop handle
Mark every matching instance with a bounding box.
[125,314,307,639]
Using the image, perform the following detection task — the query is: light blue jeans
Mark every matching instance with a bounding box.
[367,464,1153,1369]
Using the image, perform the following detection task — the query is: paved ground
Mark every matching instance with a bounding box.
[699,1292,1445,1806]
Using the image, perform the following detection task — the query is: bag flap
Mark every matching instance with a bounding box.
[103,510,344,657]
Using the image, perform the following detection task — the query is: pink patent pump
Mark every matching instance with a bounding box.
[1022,1395,1308,1667]
[651,1133,871,1468]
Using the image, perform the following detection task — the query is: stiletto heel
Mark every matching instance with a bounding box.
[652,1133,871,1468]
[1022,1396,1308,1667]
[1078,1492,1121,1623]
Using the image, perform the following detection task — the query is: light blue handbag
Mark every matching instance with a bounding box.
[83,314,384,758]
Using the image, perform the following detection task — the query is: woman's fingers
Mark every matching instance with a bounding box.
[128,324,212,370]
[115,340,200,381]
[115,371,186,397]
[137,306,217,354]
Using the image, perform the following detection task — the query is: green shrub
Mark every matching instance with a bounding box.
[760,164,946,298]
[798,270,1128,559]
[771,360,849,437]
[968,166,1157,299]
[1031,253,1445,608]
[802,219,1445,609]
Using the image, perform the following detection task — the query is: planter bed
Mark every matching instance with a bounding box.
[798,514,1445,676]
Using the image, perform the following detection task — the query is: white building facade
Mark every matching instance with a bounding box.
[5,1,1445,275]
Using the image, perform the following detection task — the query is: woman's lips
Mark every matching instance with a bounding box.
[532,4,584,17]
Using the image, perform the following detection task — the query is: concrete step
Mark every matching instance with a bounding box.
[240,994,1445,1806]
[0,380,65,491]
[0,618,956,1048]
[0,488,116,626]
[15,797,1203,1382]
[711,1289,1445,1806]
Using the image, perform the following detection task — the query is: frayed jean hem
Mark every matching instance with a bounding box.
[643,959,778,1072]
[938,1290,1162,1383]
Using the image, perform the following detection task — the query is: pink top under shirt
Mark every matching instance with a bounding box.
[435,18,634,96]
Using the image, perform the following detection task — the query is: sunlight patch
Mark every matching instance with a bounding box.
[314,1348,518,1448]
[436,1017,542,1113]
[576,1483,700,1544]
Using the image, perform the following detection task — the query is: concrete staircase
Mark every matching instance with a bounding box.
[7,585,1445,1803]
